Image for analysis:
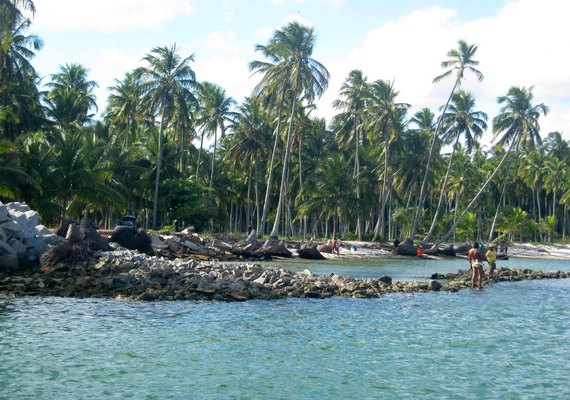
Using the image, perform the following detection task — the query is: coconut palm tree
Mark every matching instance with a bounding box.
[195,81,238,186]
[365,79,410,241]
[106,71,142,149]
[45,63,98,131]
[423,90,487,243]
[0,0,35,23]
[440,86,548,242]
[296,153,355,239]
[332,69,369,239]
[0,13,43,139]
[411,39,484,239]
[135,44,198,229]
[251,22,329,240]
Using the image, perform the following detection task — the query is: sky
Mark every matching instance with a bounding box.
[26,0,570,146]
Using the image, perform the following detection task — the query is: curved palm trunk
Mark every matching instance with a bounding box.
[152,110,166,229]
[440,138,517,243]
[269,88,297,239]
[424,135,460,243]
[488,176,509,242]
[410,78,460,239]
[259,92,285,236]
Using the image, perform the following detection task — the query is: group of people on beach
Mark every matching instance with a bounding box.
[468,242,502,289]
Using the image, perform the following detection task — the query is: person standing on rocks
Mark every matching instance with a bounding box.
[486,244,497,281]
[468,242,483,289]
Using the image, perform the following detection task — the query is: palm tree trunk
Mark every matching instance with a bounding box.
[488,175,509,242]
[259,92,285,236]
[424,135,460,243]
[152,110,166,230]
[209,129,217,187]
[196,128,205,180]
[255,158,261,234]
[411,78,460,239]
[440,138,516,243]
[269,89,297,240]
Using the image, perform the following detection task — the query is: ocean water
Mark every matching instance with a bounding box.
[1,258,569,400]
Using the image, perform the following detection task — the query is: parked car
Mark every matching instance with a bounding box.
[114,215,137,230]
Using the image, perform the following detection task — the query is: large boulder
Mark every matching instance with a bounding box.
[297,245,326,260]
[0,201,65,273]
[396,238,417,256]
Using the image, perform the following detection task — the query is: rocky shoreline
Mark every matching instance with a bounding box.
[1,245,568,301]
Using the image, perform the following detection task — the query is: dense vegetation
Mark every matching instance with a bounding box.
[1,1,569,244]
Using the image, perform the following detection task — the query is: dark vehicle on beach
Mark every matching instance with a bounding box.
[114,215,137,230]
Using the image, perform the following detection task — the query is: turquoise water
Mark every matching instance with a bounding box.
[1,258,569,399]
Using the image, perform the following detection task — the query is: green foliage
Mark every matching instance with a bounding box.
[162,178,217,231]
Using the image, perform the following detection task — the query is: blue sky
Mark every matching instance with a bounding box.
[29,0,570,144]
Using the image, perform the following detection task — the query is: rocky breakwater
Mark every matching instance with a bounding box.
[0,202,62,272]
[431,267,570,291]
[1,246,445,301]
[2,248,569,301]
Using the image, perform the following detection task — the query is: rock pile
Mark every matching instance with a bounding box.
[0,202,62,272]
[1,247,568,301]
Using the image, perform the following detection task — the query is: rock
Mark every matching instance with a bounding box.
[0,254,19,272]
[396,238,417,256]
[0,240,17,256]
[297,246,326,260]
[428,280,442,291]
[378,275,392,285]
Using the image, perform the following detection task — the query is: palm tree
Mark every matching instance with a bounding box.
[196,81,238,186]
[223,97,272,233]
[0,0,35,23]
[440,86,549,242]
[411,39,484,239]
[45,63,98,131]
[106,71,142,149]
[251,22,329,240]
[332,69,369,239]
[135,44,198,229]
[365,79,410,241]
[296,153,355,239]
[423,90,487,243]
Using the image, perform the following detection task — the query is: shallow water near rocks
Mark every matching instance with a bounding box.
[1,258,569,399]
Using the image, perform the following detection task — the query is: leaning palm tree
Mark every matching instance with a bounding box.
[411,39,484,239]
[135,44,198,229]
[423,90,487,243]
[251,22,329,240]
[439,86,549,242]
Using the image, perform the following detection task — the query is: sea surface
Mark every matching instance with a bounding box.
[1,257,569,399]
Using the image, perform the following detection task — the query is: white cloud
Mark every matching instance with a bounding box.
[33,0,196,32]
[315,0,570,142]
[204,31,241,55]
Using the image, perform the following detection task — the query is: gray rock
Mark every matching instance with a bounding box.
[0,240,17,255]
[0,254,19,272]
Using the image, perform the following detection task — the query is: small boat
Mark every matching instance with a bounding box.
[497,255,509,260]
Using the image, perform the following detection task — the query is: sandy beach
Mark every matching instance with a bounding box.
[322,241,570,260]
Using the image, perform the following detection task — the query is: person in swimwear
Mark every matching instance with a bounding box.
[468,242,483,289]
